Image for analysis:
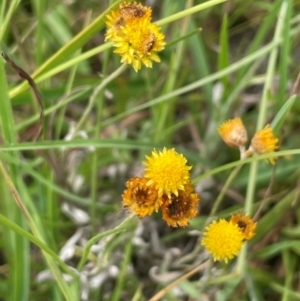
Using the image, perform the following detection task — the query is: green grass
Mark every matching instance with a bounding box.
[0,0,300,300]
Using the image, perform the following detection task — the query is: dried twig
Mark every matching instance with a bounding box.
[148,260,209,301]
[1,52,44,141]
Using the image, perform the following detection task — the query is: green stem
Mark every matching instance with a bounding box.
[90,48,110,233]
[209,165,242,218]
[0,45,28,301]
[0,160,76,301]
[77,214,136,271]
[154,0,193,144]
[238,1,288,276]
[16,86,91,131]
[75,63,127,133]
[0,0,20,42]
[0,212,76,277]
[8,0,125,98]
[8,0,228,99]
[256,1,288,130]
[111,236,133,301]
[157,0,227,26]
[101,39,280,128]
[0,140,299,161]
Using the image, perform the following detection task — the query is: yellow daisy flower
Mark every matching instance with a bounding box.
[251,125,279,164]
[160,189,199,228]
[105,10,124,40]
[201,219,244,263]
[105,2,165,72]
[230,214,256,241]
[105,2,152,40]
[122,177,159,217]
[143,148,191,198]
[112,19,165,72]
[218,117,248,148]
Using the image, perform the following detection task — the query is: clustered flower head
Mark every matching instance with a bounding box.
[250,125,279,164]
[144,148,191,197]
[218,117,279,163]
[105,1,166,72]
[230,213,256,241]
[201,214,256,263]
[122,177,159,217]
[122,147,200,227]
[218,118,248,149]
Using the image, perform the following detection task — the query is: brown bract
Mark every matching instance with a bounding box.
[120,2,152,20]
[122,177,159,217]
[160,188,199,228]
[230,213,256,241]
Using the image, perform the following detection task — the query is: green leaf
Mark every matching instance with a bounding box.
[218,14,229,86]
[271,94,297,134]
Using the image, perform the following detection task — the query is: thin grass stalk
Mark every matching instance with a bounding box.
[209,165,243,218]
[0,0,20,42]
[77,214,136,271]
[237,1,288,275]
[0,151,96,206]
[0,1,8,33]
[0,160,77,301]
[0,140,300,163]
[75,63,127,133]
[11,0,300,103]
[16,86,91,131]
[0,212,76,276]
[157,0,227,26]
[8,0,227,99]
[277,0,292,109]
[0,52,75,301]
[55,66,78,139]
[90,46,111,233]
[32,0,45,66]
[256,1,288,131]
[54,10,92,139]
[236,0,281,80]
[111,236,133,301]
[101,39,280,127]
[154,0,193,143]
[244,0,288,221]
[0,51,29,301]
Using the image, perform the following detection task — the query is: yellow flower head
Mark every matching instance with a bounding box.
[122,177,159,217]
[143,148,192,198]
[201,219,244,263]
[160,183,200,227]
[251,125,279,164]
[230,214,256,241]
[105,10,124,40]
[105,2,152,40]
[218,117,248,148]
[119,2,152,22]
[105,2,165,72]
[112,19,165,72]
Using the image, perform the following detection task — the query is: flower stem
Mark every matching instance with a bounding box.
[77,214,136,271]
[209,165,243,218]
